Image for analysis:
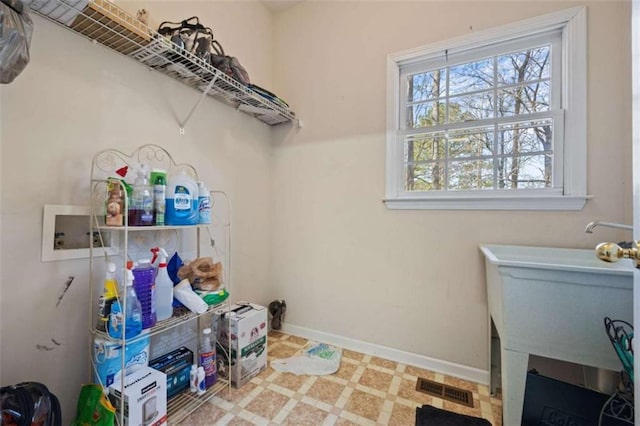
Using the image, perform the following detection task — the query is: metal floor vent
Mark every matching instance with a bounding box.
[415,377,474,408]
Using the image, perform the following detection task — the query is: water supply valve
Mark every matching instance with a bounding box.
[595,241,640,268]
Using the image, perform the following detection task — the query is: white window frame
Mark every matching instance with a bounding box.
[385,7,587,210]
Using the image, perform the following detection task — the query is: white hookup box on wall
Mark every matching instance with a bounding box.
[215,303,268,388]
[108,366,167,426]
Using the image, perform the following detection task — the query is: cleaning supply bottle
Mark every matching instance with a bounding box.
[154,247,173,321]
[200,327,217,388]
[151,169,166,226]
[133,258,156,329]
[166,169,198,226]
[198,182,211,224]
[97,262,119,332]
[108,266,142,339]
[189,364,198,392]
[129,163,153,226]
[196,366,206,395]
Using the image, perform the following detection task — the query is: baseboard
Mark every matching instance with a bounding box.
[280,323,489,386]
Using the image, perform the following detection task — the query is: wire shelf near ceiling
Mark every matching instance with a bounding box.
[28,0,296,125]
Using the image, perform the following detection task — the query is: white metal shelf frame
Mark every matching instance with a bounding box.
[89,144,232,424]
[30,0,297,127]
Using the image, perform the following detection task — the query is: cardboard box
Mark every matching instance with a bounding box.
[149,347,193,399]
[215,303,268,388]
[109,366,167,426]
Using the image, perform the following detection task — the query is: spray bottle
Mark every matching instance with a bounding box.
[108,263,142,340]
[97,262,119,332]
[152,247,174,321]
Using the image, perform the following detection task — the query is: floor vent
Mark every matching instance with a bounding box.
[416,377,474,408]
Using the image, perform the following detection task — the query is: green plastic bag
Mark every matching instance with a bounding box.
[71,384,115,426]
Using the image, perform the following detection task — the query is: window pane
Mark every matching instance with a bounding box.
[497,154,551,189]
[448,127,494,158]
[447,159,494,190]
[497,46,550,86]
[405,133,446,162]
[405,162,446,191]
[497,82,550,116]
[499,119,553,155]
[407,69,445,102]
[449,91,494,122]
[449,59,493,96]
[407,101,446,128]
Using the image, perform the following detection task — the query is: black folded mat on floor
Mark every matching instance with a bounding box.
[415,404,492,426]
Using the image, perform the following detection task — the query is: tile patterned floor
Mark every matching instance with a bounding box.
[179,331,502,425]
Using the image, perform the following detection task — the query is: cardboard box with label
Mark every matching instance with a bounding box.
[108,366,167,426]
[215,303,267,388]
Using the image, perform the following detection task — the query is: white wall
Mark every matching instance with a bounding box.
[0,2,274,422]
[270,1,632,374]
[0,0,633,421]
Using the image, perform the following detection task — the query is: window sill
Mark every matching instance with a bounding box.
[383,194,591,211]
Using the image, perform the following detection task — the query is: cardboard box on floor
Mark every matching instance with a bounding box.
[108,366,167,426]
[215,303,268,388]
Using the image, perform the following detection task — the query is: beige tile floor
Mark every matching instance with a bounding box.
[179,331,502,425]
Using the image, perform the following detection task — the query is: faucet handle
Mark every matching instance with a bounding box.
[596,241,639,265]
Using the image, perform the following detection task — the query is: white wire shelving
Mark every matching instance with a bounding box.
[89,145,233,424]
[28,0,297,127]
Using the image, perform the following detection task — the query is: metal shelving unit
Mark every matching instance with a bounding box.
[28,0,297,127]
[89,144,232,424]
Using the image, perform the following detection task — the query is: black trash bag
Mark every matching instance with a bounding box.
[0,0,33,84]
[0,381,62,426]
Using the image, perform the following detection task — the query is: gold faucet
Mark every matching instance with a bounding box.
[595,241,639,267]
[586,221,638,267]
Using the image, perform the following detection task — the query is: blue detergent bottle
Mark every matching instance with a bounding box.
[166,169,199,225]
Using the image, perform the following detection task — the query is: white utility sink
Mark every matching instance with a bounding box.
[480,244,633,426]
[480,244,634,276]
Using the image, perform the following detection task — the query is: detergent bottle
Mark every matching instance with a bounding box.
[166,169,198,225]
[153,247,174,321]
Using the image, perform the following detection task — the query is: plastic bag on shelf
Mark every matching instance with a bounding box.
[271,342,342,376]
[0,0,33,84]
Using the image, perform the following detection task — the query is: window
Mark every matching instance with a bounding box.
[385,7,587,210]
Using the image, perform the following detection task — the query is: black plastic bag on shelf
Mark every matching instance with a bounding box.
[209,39,250,86]
[0,381,62,426]
[0,0,33,84]
[156,16,250,86]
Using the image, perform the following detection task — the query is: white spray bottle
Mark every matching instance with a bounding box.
[153,247,174,321]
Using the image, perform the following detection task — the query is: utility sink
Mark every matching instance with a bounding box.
[479,244,633,426]
[480,244,634,276]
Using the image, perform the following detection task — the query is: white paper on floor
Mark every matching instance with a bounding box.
[271,341,342,375]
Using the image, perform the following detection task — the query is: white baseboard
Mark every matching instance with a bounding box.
[280,323,489,386]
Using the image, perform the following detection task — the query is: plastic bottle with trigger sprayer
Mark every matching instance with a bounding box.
[108,263,142,340]
[97,262,119,332]
[153,247,173,321]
